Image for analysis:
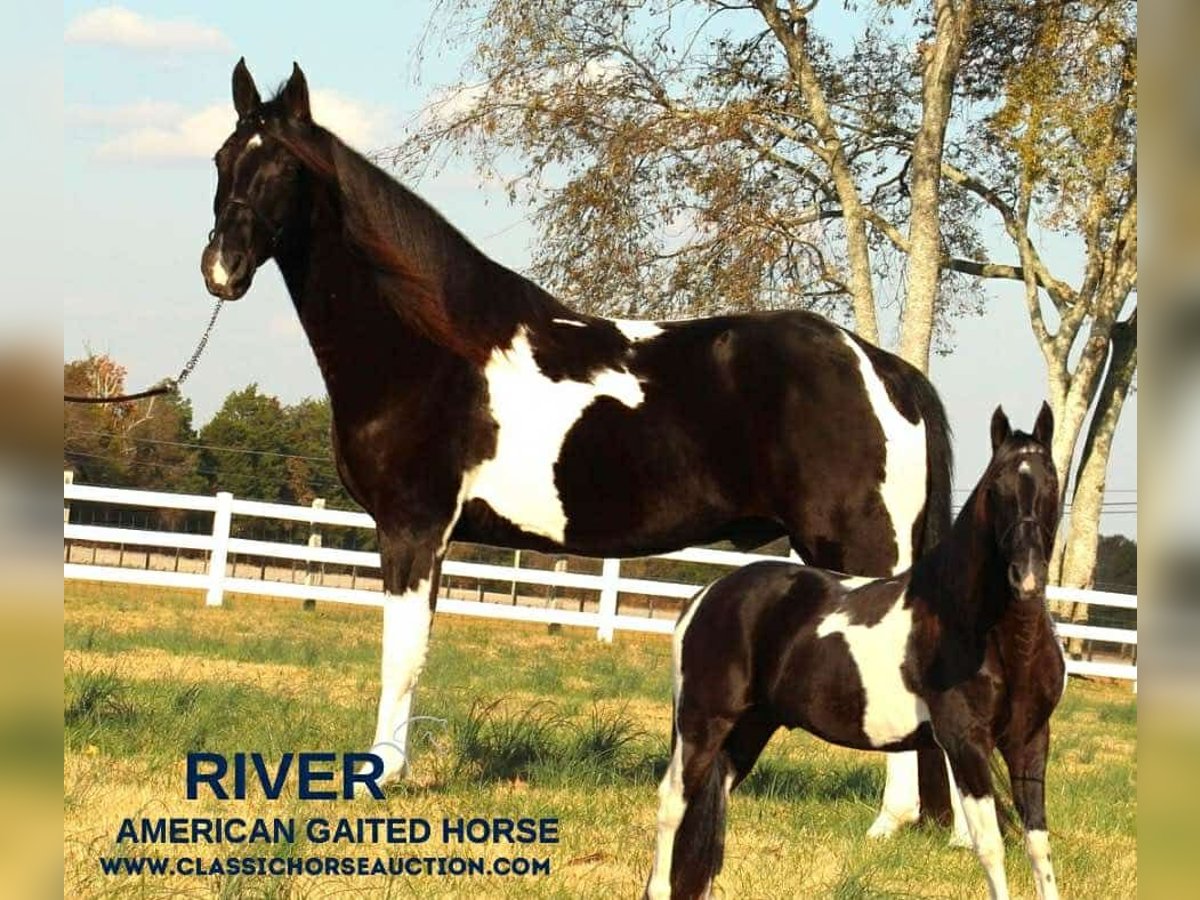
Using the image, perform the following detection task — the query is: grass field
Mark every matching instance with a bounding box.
[64,581,1136,898]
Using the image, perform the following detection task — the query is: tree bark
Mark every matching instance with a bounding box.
[898,0,976,371]
[1059,311,1137,656]
[754,1,880,343]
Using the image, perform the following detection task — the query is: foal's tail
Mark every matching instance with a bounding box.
[671,754,729,900]
[913,371,953,559]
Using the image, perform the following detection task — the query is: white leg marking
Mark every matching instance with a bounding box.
[816,592,929,748]
[366,582,432,785]
[464,328,646,543]
[647,584,711,898]
[945,752,974,848]
[839,331,927,570]
[868,753,921,837]
[647,739,685,900]
[1024,829,1059,900]
[961,794,1010,900]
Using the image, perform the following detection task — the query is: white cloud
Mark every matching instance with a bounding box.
[90,90,392,162]
[67,100,186,128]
[65,6,231,52]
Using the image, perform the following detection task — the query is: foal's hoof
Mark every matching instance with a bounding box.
[865,809,919,839]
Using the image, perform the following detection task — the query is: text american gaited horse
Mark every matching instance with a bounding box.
[647,404,1067,900]
[201,61,958,834]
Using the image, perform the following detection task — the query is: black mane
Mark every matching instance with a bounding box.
[268,111,569,362]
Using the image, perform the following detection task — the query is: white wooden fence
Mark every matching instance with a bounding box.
[63,482,1137,684]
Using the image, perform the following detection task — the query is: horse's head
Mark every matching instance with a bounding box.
[201,59,313,300]
[986,402,1060,603]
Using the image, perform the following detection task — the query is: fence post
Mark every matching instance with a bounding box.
[510,550,521,604]
[303,498,325,611]
[206,491,233,607]
[63,470,74,562]
[597,557,621,642]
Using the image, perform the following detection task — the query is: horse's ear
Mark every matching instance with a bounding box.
[232,58,261,121]
[281,62,311,123]
[990,406,1011,453]
[1033,401,1054,447]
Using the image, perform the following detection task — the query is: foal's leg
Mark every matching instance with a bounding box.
[1000,725,1060,900]
[943,740,1010,900]
[647,717,736,900]
[363,530,445,788]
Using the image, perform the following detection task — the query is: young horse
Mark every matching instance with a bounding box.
[648,404,1067,900]
[200,60,957,832]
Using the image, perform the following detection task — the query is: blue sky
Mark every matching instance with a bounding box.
[61,2,1136,536]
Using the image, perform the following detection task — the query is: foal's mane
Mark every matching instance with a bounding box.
[269,116,508,364]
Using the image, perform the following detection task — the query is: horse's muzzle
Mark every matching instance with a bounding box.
[201,239,252,301]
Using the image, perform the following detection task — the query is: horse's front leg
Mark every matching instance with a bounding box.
[942,734,1010,900]
[364,526,447,788]
[1000,724,1060,900]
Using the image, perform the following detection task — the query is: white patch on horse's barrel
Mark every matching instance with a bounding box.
[464,329,645,543]
[839,331,927,570]
[614,319,664,342]
[551,318,587,328]
[816,592,929,747]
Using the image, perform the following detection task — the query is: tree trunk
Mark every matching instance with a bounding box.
[1059,312,1137,656]
[898,0,976,371]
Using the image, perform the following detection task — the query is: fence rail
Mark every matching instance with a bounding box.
[63,482,1137,684]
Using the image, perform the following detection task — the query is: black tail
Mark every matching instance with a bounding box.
[913,370,953,559]
[670,753,729,900]
[912,370,956,827]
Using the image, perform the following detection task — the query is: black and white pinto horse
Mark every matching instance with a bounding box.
[647,405,1067,900]
[201,61,959,834]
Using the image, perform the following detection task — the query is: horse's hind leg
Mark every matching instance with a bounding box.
[647,716,736,900]
[867,753,922,837]
[724,707,777,793]
[1000,725,1060,900]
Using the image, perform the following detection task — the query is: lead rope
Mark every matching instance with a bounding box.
[64,300,224,404]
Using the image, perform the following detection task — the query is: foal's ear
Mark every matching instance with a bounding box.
[281,62,311,123]
[232,58,261,121]
[1033,401,1054,447]
[990,405,1012,453]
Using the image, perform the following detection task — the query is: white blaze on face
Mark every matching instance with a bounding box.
[464,329,646,543]
[207,236,230,287]
[816,591,929,747]
[840,332,927,571]
[246,133,263,149]
[614,319,664,342]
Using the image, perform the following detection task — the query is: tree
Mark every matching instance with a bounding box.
[198,384,291,501]
[64,353,201,493]
[395,0,1134,596]
[952,1,1136,648]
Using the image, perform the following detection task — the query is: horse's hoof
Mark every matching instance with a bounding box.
[948,830,974,849]
[865,809,919,839]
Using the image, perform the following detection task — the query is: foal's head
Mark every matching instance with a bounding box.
[201,60,317,300]
[984,403,1060,602]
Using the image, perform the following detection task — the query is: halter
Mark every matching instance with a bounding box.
[209,195,285,248]
[1001,514,1050,550]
